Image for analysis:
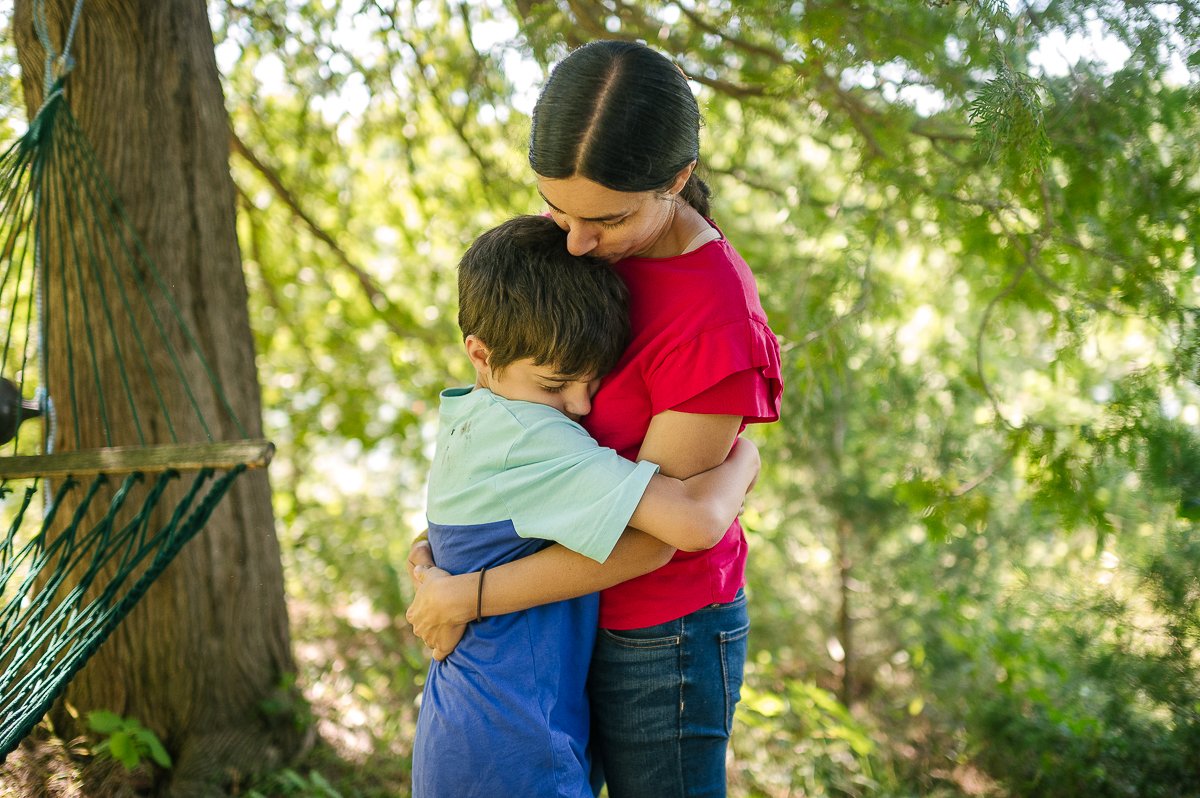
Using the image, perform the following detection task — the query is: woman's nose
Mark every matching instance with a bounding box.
[565,224,599,256]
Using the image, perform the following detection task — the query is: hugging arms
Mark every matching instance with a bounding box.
[406,410,746,657]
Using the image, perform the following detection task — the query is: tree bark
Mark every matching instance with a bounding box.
[11,1,299,793]
[837,515,855,707]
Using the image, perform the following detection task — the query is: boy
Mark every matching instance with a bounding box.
[411,215,758,798]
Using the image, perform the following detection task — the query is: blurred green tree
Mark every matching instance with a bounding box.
[5,1,1195,794]
[209,1,1198,794]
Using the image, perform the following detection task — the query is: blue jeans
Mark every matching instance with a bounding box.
[587,590,749,798]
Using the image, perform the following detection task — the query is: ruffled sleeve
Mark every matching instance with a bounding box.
[646,318,783,424]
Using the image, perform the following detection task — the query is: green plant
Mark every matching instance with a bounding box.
[246,768,344,798]
[86,711,171,772]
[258,671,316,733]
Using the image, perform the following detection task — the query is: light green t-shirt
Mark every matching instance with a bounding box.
[426,387,660,563]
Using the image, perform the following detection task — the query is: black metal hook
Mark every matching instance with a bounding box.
[0,377,43,446]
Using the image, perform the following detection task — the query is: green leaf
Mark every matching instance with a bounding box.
[108,731,138,770]
[134,728,173,768]
[86,710,125,734]
[308,770,341,797]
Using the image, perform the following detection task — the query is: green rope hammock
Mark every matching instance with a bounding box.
[0,14,272,758]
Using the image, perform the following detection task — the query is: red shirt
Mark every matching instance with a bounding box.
[583,230,782,629]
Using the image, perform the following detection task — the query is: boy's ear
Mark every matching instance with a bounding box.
[464,335,492,373]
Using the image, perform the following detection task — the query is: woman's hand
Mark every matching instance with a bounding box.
[407,566,475,661]
[406,534,435,584]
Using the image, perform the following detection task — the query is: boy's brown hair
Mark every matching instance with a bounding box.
[457,215,629,378]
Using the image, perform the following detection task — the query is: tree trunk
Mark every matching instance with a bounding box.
[830,381,855,707]
[11,1,299,793]
[836,515,855,707]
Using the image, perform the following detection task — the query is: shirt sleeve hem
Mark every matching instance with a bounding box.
[647,318,783,420]
[583,459,660,563]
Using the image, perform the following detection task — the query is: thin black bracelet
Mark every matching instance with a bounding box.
[475,567,487,623]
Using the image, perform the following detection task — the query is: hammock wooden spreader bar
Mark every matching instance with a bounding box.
[0,439,274,480]
[0,0,276,755]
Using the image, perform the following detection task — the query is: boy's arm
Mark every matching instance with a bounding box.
[628,437,758,552]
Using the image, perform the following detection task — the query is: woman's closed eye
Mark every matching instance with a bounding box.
[546,205,628,230]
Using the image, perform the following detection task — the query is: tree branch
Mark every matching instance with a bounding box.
[387,12,504,195]
[563,0,771,98]
[975,250,1032,428]
[704,164,790,200]
[668,1,790,66]
[800,227,878,346]
[228,128,438,344]
[951,449,1013,496]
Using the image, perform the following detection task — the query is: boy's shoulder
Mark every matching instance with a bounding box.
[438,387,588,453]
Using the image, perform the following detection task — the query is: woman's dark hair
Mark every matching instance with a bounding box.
[530,40,711,217]
[458,215,630,379]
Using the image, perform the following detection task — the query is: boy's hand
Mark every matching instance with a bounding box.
[407,567,470,660]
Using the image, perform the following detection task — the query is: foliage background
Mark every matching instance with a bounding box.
[3,0,1200,795]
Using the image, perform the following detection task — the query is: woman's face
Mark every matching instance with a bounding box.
[537,174,679,263]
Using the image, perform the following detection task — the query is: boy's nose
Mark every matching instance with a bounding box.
[563,385,592,418]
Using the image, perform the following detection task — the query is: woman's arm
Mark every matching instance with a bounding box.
[638,411,743,480]
[408,528,676,632]
[405,412,743,651]
[628,436,758,551]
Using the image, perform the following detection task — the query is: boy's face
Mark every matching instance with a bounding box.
[483,358,600,422]
[466,336,600,421]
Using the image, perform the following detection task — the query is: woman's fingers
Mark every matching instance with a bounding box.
[406,538,435,582]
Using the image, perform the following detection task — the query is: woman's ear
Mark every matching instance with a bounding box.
[668,160,698,195]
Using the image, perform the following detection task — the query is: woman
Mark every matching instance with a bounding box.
[408,40,782,797]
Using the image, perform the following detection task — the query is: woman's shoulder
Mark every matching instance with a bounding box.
[623,237,765,321]
[627,222,754,276]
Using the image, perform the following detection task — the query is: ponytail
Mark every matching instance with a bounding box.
[678,173,711,218]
